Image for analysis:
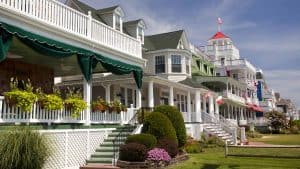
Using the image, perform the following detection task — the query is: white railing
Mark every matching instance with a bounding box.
[181,112,195,122]
[223,91,246,104]
[214,59,256,72]
[40,128,114,169]
[0,0,142,57]
[0,96,137,124]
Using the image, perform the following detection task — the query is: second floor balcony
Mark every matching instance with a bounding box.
[0,0,142,59]
[214,59,256,73]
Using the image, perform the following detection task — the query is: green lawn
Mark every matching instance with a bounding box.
[250,134,300,145]
[168,148,300,169]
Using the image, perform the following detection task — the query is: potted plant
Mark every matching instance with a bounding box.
[64,87,87,118]
[110,100,122,113]
[4,78,37,112]
[92,98,109,113]
[36,87,63,111]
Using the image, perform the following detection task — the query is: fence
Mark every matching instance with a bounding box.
[0,96,138,124]
[40,128,114,169]
[225,143,300,159]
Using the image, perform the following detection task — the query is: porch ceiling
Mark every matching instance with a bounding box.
[9,37,107,77]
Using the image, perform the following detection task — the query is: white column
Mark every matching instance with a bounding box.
[215,100,219,120]
[187,91,191,113]
[136,89,142,108]
[240,108,244,120]
[195,90,202,122]
[105,84,111,102]
[169,86,174,106]
[209,95,214,117]
[83,78,92,126]
[203,96,207,113]
[148,81,154,108]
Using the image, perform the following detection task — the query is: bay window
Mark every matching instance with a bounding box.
[171,55,181,73]
[155,55,165,74]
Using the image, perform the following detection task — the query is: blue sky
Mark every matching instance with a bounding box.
[80,0,300,108]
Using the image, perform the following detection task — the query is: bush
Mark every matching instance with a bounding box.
[137,109,151,124]
[125,133,157,149]
[0,127,49,169]
[119,143,147,162]
[157,138,178,158]
[142,112,177,143]
[154,105,187,147]
[147,148,171,162]
[184,136,202,153]
[200,134,225,148]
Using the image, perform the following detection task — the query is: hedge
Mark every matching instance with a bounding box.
[125,133,157,149]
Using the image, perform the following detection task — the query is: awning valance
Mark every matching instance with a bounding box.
[0,22,143,88]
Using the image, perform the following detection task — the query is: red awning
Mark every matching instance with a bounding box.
[246,103,264,112]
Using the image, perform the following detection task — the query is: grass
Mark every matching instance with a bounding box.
[250,134,300,145]
[168,148,300,169]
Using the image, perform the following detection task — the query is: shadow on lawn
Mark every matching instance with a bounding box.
[201,164,240,169]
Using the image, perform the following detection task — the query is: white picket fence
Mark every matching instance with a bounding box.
[0,0,142,57]
[0,96,138,124]
[40,128,114,169]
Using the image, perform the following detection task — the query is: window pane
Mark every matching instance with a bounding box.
[155,56,165,74]
[171,55,181,73]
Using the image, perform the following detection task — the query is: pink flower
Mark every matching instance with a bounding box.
[147,148,171,162]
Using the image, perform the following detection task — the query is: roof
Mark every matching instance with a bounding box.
[97,5,119,14]
[210,31,229,40]
[144,30,184,51]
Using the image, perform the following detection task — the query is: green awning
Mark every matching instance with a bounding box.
[0,22,143,88]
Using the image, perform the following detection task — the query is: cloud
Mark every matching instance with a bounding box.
[264,70,300,108]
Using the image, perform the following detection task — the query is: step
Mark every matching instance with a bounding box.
[80,164,120,169]
[100,143,115,147]
[96,147,116,152]
[108,132,131,137]
[91,152,115,158]
[87,158,112,164]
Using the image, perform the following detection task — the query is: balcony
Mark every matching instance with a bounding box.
[0,0,142,58]
[214,59,256,72]
[223,91,246,104]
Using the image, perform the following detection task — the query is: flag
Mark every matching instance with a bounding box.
[217,17,223,24]
[216,96,224,105]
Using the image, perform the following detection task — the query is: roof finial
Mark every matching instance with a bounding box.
[217,17,223,32]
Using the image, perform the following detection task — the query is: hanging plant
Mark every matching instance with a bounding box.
[110,100,123,114]
[36,88,63,111]
[4,78,37,112]
[92,98,109,113]
[64,87,87,118]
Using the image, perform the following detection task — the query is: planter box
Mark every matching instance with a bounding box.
[117,153,189,169]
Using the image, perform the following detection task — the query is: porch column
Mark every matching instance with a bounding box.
[209,95,214,117]
[203,96,207,113]
[215,99,219,120]
[169,86,174,106]
[83,78,92,126]
[148,80,154,108]
[136,89,142,108]
[195,90,202,122]
[240,107,244,120]
[227,105,230,119]
[105,84,111,102]
[187,91,191,113]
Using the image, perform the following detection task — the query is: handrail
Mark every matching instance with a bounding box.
[112,108,139,166]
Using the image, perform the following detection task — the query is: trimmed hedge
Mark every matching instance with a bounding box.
[154,105,187,147]
[142,112,177,143]
[119,143,147,162]
[125,133,157,149]
[157,138,178,158]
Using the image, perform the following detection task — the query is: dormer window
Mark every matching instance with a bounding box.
[115,14,121,31]
[138,26,144,43]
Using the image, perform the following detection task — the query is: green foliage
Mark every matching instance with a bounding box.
[157,138,179,158]
[4,90,37,112]
[154,105,187,147]
[65,98,87,118]
[0,127,49,169]
[137,109,151,124]
[142,112,177,143]
[92,98,109,112]
[265,111,288,133]
[200,134,224,148]
[184,136,203,153]
[125,133,157,149]
[119,143,147,162]
[43,94,63,110]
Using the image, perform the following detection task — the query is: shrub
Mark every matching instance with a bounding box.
[125,133,157,149]
[265,111,288,133]
[0,127,49,169]
[142,112,177,143]
[147,148,171,162]
[154,105,187,147]
[157,138,178,158]
[119,143,147,162]
[137,109,151,124]
[184,136,202,153]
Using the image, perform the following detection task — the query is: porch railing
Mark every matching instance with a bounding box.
[0,96,137,124]
[0,0,142,57]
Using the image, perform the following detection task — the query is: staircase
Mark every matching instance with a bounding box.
[86,125,136,165]
[203,123,235,145]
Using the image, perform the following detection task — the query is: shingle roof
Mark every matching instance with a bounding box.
[97,5,119,14]
[210,31,229,39]
[144,30,184,51]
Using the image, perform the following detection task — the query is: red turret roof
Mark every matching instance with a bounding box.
[210,31,229,39]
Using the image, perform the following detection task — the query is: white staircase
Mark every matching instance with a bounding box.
[202,112,239,145]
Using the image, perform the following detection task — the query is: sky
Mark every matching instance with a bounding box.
[79,0,300,108]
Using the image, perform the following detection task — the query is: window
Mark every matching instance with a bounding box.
[186,57,190,74]
[138,27,143,42]
[155,55,165,74]
[171,55,181,73]
[115,14,121,31]
[120,87,125,105]
[216,73,220,76]
[127,88,133,107]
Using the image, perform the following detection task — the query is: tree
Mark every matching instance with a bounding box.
[265,111,288,133]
